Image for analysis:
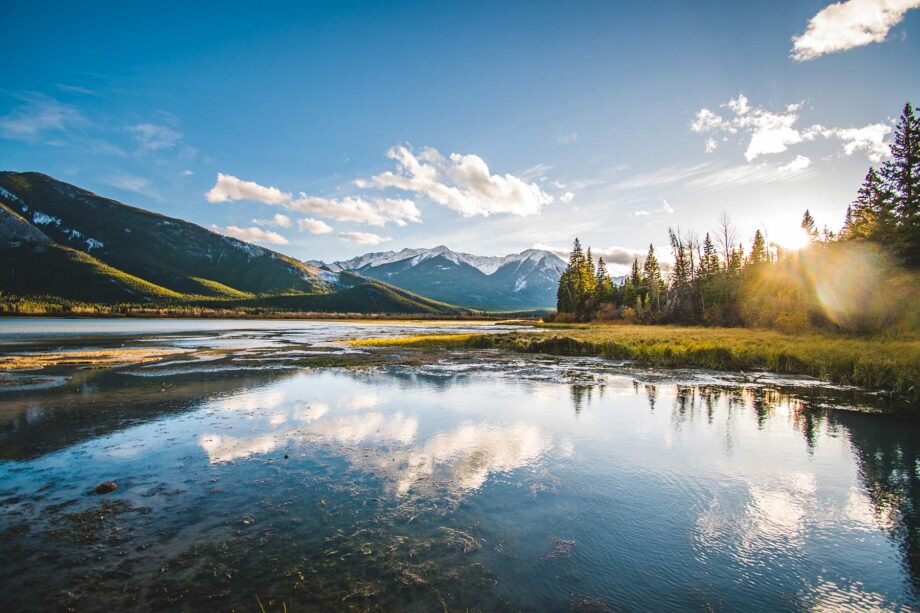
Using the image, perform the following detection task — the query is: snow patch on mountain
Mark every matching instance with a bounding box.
[328,246,565,276]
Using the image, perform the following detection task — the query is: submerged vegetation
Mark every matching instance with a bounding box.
[351,324,920,403]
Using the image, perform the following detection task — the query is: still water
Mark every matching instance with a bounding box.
[0,319,918,611]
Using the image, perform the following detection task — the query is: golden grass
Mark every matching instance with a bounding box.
[348,333,488,347]
[352,323,920,400]
[0,348,192,370]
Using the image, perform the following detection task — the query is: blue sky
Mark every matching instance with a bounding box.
[1,1,918,271]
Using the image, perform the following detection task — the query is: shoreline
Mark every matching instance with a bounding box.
[349,324,920,407]
[0,310,536,322]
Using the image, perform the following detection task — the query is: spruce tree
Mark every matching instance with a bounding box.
[881,102,920,263]
[848,167,891,241]
[642,244,663,311]
[595,257,614,304]
[801,210,819,242]
[748,230,768,265]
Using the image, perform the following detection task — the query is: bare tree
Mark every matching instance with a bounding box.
[715,211,737,270]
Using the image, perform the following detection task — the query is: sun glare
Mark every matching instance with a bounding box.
[770,226,811,251]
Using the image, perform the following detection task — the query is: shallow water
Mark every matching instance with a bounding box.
[1,319,918,611]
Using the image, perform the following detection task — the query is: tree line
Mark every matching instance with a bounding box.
[556,102,920,332]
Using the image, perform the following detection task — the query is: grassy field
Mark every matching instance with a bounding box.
[350,322,920,402]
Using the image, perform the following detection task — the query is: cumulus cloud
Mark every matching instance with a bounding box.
[533,243,644,267]
[298,217,334,235]
[356,145,553,217]
[128,123,181,151]
[792,0,920,61]
[210,224,289,246]
[252,213,292,228]
[560,191,575,204]
[288,194,420,227]
[692,95,819,161]
[824,123,892,161]
[339,231,390,245]
[690,94,890,162]
[206,173,420,227]
[779,155,813,173]
[206,173,289,205]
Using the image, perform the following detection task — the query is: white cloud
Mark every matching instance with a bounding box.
[206,173,420,227]
[288,194,420,227]
[357,145,554,217]
[298,217,334,235]
[560,191,575,204]
[690,94,890,162]
[792,0,920,61]
[824,123,892,162]
[779,155,813,173]
[533,243,644,267]
[181,169,194,176]
[687,162,814,188]
[206,173,288,205]
[128,123,181,151]
[252,213,292,228]
[705,138,718,153]
[210,224,289,246]
[661,199,675,214]
[0,93,87,139]
[339,231,390,245]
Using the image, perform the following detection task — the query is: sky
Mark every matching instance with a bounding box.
[1,0,918,273]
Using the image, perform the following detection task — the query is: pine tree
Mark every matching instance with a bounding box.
[556,238,584,315]
[848,167,891,241]
[595,257,614,304]
[880,102,920,264]
[801,210,819,242]
[748,229,768,265]
[642,244,663,311]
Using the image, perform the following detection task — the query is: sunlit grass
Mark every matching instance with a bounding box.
[348,333,488,348]
[355,323,920,401]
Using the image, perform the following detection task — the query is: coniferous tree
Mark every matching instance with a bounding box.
[642,244,663,311]
[848,167,892,241]
[880,102,920,263]
[595,257,614,304]
[801,210,819,242]
[556,238,583,315]
[748,230,769,265]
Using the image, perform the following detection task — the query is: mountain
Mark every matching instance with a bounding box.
[0,172,464,315]
[320,245,566,310]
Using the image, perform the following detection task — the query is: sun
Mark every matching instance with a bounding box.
[769,225,811,251]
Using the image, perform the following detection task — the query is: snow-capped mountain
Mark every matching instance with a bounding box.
[318,246,566,310]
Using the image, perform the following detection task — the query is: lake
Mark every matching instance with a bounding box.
[1,318,918,610]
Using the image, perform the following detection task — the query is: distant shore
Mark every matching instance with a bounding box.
[0,309,541,322]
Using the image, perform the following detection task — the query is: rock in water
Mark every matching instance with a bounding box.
[95,481,117,495]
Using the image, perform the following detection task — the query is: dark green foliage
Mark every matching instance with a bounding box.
[844,102,920,265]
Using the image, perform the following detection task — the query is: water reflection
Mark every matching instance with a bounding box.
[1,335,919,610]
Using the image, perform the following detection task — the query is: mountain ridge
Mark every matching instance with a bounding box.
[0,172,467,315]
[314,245,566,310]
